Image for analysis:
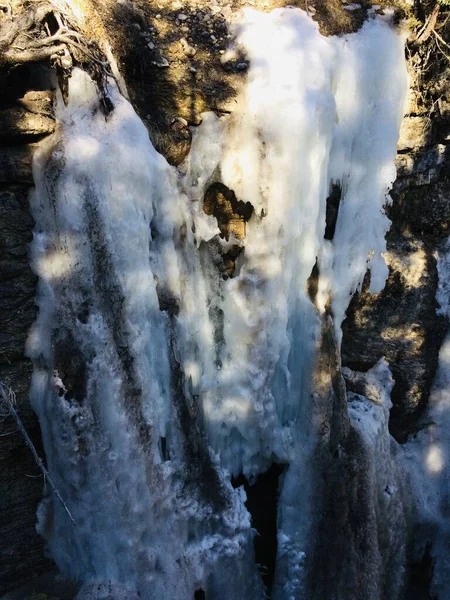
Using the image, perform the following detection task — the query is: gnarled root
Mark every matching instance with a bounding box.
[0,1,108,73]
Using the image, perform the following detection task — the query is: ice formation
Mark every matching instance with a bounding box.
[26,7,408,599]
[27,69,262,600]
[184,8,407,477]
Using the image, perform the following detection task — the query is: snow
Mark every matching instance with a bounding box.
[26,7,408,598]
[347,359,394,434]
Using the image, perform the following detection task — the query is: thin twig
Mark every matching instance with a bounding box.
[0,429,18,436]
[433,29,450,61]
[434,27,450,50]
[0,381,77,528]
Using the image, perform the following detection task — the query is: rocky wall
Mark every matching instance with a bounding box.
[0,65,56,593]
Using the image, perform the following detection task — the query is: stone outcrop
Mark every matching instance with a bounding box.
[68,0,390,161]
[203,182,253,241]
[397,116,432,151]
[0,106,54,139]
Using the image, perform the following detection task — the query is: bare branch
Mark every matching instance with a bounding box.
[0,380,77,528]
[433,27,450,50]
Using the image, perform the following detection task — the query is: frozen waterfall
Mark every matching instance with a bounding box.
[25,7,408,600]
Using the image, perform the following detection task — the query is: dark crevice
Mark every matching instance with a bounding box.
[194,589,206,600]
[404,542,436,600]
[156,281,180,316]
[159,436,170,462]
[222,244,244,280]
[52,329,89,404]
[42,11,60,36]
[232,463,286,596]
[324,182,341,241]
[306,260,320,307]
[76,300,90,324]
[0,132,54,146]
[0,64,54,109]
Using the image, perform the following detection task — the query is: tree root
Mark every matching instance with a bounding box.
[0,1,109,75]
[3,42,65,64]
[0,1,115,114]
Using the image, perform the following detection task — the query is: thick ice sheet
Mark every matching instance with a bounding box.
[27,69,260,600]
[184,7,407,476]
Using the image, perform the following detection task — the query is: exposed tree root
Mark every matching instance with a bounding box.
[0,1,111,94]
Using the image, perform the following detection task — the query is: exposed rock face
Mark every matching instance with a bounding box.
[0,77,56,592]
[0,146,34,183]
[68,0,389,160]
[0,106,54,139]
[397,116,432,151]
[341,233,447,442]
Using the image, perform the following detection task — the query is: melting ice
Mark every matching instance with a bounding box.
[26,7,408,599]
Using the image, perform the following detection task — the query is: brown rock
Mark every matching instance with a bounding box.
[17,91,54,116]
[397,116,432,152]
[0,107,54,139]
[203,182,253,240]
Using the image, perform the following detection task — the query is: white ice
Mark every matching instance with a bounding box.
[27,69,260,600]
[183,7,407,477]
